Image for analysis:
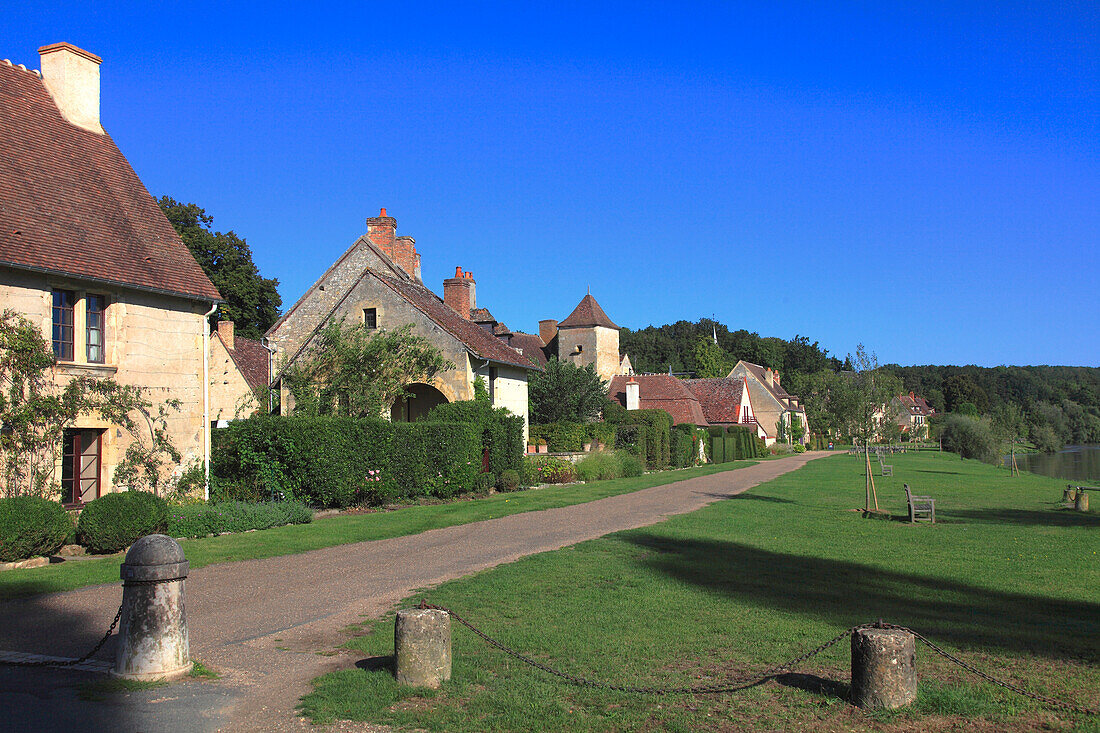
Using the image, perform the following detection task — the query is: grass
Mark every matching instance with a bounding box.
[300,451,1100,732]
[189,659,221,680]
[77,677,167,701]
[0,460,755,600]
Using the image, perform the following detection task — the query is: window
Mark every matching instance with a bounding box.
[61,428,102,505]
[86,294,106,363]
[52,289,75,360]
[488,366,497,402]
[363,308,377,329]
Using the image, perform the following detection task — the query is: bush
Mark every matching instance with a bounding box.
[523,456,576,484]
[167,500,312,539]
[528,422,616,452]
[671,424,698,467]
[426,400,524,480]
[621,409,672,469]
[0,497,72,561]
[940,414,998,462]
[576,451,620,481]
[499,469,520,492]
[77,491,168,554]
[711,435,726,463]
[615,451,644,477]
[615,424,647,459]
[391,422,481,500]
[793,443,806,453]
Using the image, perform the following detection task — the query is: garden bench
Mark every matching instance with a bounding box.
[880,462,893,477]
[904,484,935,523]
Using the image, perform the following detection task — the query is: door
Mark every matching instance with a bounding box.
[62,429,102,505]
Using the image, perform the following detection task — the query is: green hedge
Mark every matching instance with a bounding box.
[671,424,698,468]
[167,500,312,539]
[711,436,725,463]
[522,456,577,484]
[615,424,647,460]
[426,400,524,485]
[213,413,493,508]
[622,409,672,469]
[0,497,72,562]
[77,491,168,555]
[528,422,617,452]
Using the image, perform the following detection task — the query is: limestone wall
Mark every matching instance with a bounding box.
[209,335,260,422]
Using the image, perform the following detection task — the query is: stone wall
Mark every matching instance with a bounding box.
[209,335,260,422]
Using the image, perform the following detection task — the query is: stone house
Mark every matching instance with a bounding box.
[511,293,634,380]
[892,391,934,439]
[265,210,538,436]
[727,361,810,446]
[208,321,271,424]
[683,377,768,440]
[0,44,222,503]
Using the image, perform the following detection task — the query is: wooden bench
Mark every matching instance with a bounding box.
[881,462,893,477]
[904,484,935,523]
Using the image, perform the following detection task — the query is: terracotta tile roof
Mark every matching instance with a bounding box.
[683,378,745,424]
[607,374,708,426]
[470,307,495,323]
[220,334,270,394]
[492,321,512,337]
[509,331,549,367]
[0,62,220,302]
[559,294,619,330]
[376,274,540,370]
[896,393,935,416]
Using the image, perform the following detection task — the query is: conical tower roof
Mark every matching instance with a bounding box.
[559,294,619,330]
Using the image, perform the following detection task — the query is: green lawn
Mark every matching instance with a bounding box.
[301,452,1100,732]
[0,460,755,600]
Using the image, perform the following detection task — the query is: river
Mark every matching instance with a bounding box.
[1005,444,1100,484]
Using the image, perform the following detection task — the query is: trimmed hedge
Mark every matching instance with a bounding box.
[213,413,495,508]
[528,422,617,453]
[615,424,647,460]
[426,400,524,486]
[0,497,72,562]
[671,424,698,468]
[77,491,169,555]
[168,500,313,539]
[621,409,672,469]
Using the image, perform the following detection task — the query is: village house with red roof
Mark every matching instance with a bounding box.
[892,391,935,439]
[728,361,811,446]
[0,43,226,503]
[265,210,540,436]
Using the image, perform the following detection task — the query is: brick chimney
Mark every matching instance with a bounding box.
[217,320,235,350]
[538,319,558,345]
[909,391,916,400]
[444,267,476,318]
[773,370,781,386]
[39,42,103,134]
[625,377,640,411]
[366,208,422,281]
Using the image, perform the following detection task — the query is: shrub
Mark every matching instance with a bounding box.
[524,456,576,484]
[622,409,672,468]
[711,435,726,463]
[77,491,168,554]
[793,443,806,453]
[576,451,620,482]
[671,424,698,467]
[615,424,647,459]
[426,399,523,480]
[499,469,520,492]
[615,450,644,477]
[391,422,481,500]
[0,497,72,561]
[167,500,312,539]
[940,414,998,462]
[528,422,617,452]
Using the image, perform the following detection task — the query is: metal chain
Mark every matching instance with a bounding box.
[418,601,1099,715]
[2,576,182,670]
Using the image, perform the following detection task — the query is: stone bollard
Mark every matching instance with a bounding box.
[394,608,451,688]
[1075,489,1089,512]
[113,534,192,681]
[1063,486,1077,504]
[850,626,917,710]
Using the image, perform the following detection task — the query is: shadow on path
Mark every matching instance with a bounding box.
[624,534,1100,663]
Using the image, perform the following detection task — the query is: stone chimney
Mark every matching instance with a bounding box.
[217,320,235,350]
[444,267,476,318]
[366,208,422,281]
[765,368,774,387]
[538,319,558,345]
[625,378,640,411]
[909,391,916,400]
[38,42,103,134]
[773,370,781,386]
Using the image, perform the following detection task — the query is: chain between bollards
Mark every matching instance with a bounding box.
[416,600,1098,715]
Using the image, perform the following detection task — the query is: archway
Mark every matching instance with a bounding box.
[391,383,449,422]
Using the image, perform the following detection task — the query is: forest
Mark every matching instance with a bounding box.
[619,319,1100,450]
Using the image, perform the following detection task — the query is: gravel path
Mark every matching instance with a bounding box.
[0,451,828,732]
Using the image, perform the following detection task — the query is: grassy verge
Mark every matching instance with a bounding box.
[0,460,756,601]
[301,451,1100,732]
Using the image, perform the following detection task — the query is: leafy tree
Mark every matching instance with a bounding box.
[691,337,735,378]
[940,414,998,462]
[847,345,903,511]
[0,310,181,497]
[955,402,980,418]
[159,197,282,340]
[282,321,452,418]
[942,374,990,414]
[528,357,609,424]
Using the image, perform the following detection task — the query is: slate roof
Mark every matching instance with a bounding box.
[559,294,619,330]
[0,61,220,302]
[218,333,270,394]
[607,374,708,426]
[509,331,549,368]
[376,274,539,370]
[683,378,746,424]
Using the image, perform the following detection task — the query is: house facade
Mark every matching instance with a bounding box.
[0,44,222,503]
[509,293,634,381]
[265,210,537,435]
[893,391,935,439]
[209,321,270,424]
[727,361,810,446]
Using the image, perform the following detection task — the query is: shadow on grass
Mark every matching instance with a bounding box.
[774,672,849,700]
[912,469,966,475]
[731,494,797,504]
[355,655,394,673]
[942,508,1100,528]
[624,534,1100,663]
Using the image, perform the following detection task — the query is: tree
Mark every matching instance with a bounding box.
[281,321,452,418]
[943,373,989,414]
[159,197,282,340]
[0,310,181,497]
[528,357,609,424]
[691,337,735,378]
[847,344,903,512]
[992,401,1027,475]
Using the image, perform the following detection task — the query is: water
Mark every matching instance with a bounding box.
[1005,445,1100,484]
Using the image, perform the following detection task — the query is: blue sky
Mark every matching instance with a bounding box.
[5,2,1098,367]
